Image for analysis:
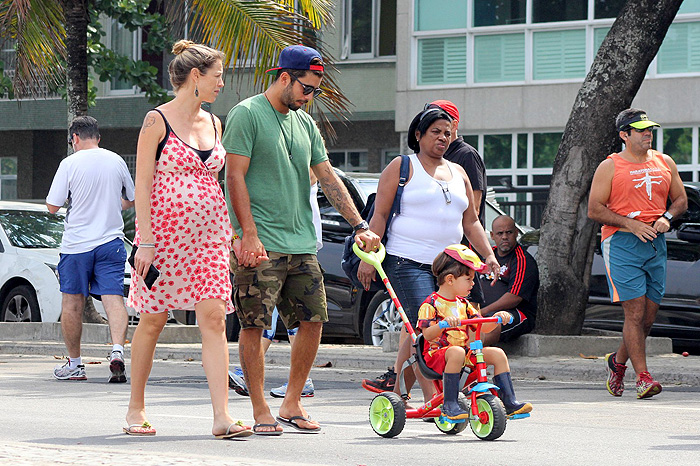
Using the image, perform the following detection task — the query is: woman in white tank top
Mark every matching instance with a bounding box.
[357,107,499,402]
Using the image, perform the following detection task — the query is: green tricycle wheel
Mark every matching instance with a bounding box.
[368,392,406,438]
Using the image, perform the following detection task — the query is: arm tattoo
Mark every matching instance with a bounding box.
[317,164,362,225]
[141,114,156,134]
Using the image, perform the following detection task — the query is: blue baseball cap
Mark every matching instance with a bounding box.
[266,45,324,75]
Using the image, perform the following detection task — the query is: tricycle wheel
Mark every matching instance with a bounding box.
[368,392,406,438]
[434,392,468,435]
[469,393,507,441]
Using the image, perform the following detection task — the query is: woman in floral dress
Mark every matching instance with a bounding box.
[124,40,252,439]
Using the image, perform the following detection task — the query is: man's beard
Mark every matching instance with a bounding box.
[282,84,302,111]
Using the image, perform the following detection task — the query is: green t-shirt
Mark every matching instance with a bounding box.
[222,94,328,254]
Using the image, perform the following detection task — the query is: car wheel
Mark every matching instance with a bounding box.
[226,312,241,342]
[1,285,41,322]
[363,291,403,346]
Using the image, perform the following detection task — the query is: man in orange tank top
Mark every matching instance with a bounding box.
[588,108,687,400]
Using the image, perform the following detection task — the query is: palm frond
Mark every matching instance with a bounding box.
[168,0,351,141]
[0,0,66,97]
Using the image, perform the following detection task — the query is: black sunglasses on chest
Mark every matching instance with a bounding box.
[289,74,323,98]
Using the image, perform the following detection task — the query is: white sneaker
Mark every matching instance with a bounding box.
[53,361,87,380]
[270,378,314,398]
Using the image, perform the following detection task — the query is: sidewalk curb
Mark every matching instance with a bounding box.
[1,340,697,386]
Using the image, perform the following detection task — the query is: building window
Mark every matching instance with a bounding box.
[473,0,526,27]
[415,0,467,31]
[484,134,512,169]
[417,37,467,85]
[661,128,692,165]
[657,22,700,75]
[382,149,401,169]
[122,154,137,178]
[0,157,17,200]
[474,33,525,82]
[532,0,586,23]
[594,0,626,19]
[329,150,369,172]
[533,132,562,167]
[413,1,700,87]
[343,0,396,59]
[108,18,140,93]
[533,29,586,80]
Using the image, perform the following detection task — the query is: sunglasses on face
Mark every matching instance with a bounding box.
[289,74,323,98]
[631,127,654,133]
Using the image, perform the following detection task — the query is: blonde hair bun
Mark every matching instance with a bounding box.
[172,40,196,55]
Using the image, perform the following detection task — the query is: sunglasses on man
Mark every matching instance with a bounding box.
[289,74,323,98]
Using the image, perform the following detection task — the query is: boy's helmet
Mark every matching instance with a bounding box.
[444,244,488,273]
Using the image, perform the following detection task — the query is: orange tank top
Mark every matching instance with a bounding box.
[601,150,671,241]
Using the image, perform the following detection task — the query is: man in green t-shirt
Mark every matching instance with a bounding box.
[223,45,379,435]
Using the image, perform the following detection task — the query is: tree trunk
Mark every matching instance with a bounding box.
[63,0,89,124]
[535,0,683,335]
[63,1,98,323]
[83,298,107,324]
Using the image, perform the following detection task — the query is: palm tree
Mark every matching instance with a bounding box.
[0,0,350,135]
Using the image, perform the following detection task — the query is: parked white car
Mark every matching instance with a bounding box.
[0,201,134,322]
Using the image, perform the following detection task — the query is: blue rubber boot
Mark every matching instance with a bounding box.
[493,372,532,416]
[442,372,469,420]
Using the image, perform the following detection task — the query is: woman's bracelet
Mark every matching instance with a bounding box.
[139,243,155,248]
[232,234,241,241]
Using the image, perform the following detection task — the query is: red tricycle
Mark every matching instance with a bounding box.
[354,243,527,441]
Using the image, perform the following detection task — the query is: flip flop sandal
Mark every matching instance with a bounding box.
[123,422,156,436]
[215,422,254,440]
[253,421,283,436]
[276,415,321,434]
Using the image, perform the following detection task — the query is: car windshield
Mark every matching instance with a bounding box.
[0,210,64,249]
[355,178,379,197]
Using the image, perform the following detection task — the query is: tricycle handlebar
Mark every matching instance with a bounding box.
[438,316,506,329]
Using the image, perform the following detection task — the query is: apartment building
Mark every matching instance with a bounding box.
[2,0,700,215]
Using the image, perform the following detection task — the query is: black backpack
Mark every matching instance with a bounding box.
[340,155,410,290]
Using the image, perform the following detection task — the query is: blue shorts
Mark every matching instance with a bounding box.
[601,232,666,304]
[58,238,127,298]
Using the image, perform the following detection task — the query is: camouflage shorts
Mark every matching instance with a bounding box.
[230,251,328,330]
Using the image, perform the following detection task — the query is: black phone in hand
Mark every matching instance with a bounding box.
[128,246,160,290]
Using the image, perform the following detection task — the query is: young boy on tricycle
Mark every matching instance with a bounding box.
[417,244,533,421]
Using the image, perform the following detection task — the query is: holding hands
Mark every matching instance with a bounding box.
[233,234,269,267]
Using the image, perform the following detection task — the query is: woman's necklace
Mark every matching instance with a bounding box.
[418,153,452,204]
[264,92,293,160]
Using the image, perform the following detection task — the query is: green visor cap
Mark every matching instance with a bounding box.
[619,113,660,131]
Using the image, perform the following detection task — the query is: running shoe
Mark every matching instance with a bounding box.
[604,352,626,397]
[270,378,315,398]
[53,361,87,381]
[228,367,249,396]
[109,351,127,383]
[636,371,662,399]
[361,367,396,393]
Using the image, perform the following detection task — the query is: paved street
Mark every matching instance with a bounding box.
[1,354,699,465]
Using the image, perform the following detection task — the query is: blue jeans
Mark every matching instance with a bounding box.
[383,254,437,326]
[262,307,298,341]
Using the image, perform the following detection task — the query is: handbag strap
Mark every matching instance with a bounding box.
[384,154,410,231]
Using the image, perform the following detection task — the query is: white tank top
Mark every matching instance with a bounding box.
[386,153,469,264]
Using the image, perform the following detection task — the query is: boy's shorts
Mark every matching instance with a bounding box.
[231,251,328,331]
[423,342,477,374]
[57,238,127,298]
[602,232,666,304]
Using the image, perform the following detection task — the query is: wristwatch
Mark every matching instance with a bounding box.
[662,211,673,222]
[353,220,370,232]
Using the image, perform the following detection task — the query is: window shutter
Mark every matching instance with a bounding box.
[658,22,700,74]
[474,33,525,83]
[533,29,586,80]
[418,37,467,85]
